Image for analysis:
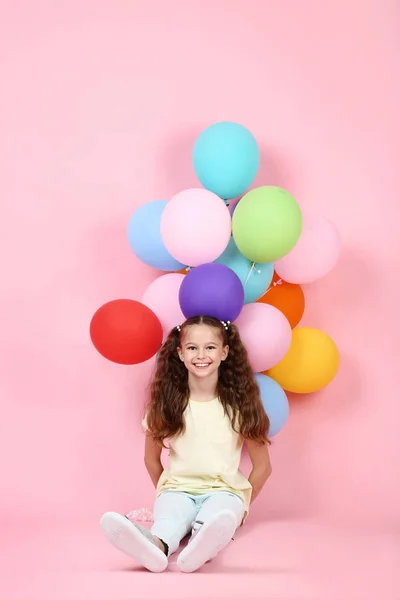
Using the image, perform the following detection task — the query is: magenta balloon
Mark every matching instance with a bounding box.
[179,263,244,322]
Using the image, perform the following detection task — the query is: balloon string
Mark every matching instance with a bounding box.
[263,278,283,295]
[244,262,256,285]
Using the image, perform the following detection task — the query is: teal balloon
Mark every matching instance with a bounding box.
[255,374,289,437]
[127,200,185,271]
[214,237,274,304]
[193,122,260,199]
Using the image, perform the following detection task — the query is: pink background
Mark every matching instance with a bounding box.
[0,1,398,598]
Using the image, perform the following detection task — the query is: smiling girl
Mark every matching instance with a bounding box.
[100,315,271,573]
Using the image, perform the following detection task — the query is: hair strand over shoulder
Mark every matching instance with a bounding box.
[144,316,270,446]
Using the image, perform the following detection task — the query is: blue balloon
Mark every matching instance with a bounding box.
[193,122,260,200]
[255,374,289,437]
[214,237,273,304]
[127,200,185,271]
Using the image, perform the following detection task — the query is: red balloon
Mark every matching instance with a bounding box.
[90,299,163,365]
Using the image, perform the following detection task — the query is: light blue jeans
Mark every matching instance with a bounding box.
[150,491,245,555]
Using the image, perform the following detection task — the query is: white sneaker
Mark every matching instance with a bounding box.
[177,510,237,573]
[100,512,168,573]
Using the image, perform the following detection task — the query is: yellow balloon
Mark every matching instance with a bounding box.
[267,327,339,393]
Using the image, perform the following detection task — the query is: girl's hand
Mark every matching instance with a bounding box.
[246,438,272,503]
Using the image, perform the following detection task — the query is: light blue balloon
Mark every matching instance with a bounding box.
[192,122,260,200]
[127,200,185,271]
[214,237,273,304]
[255,374,289,437]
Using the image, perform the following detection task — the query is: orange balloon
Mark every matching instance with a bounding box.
[257,272,305,329]
[176,267,189,275]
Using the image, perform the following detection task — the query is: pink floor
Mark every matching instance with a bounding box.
[2,518,398,600]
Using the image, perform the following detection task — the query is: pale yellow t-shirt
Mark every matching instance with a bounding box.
[142,398,253,514]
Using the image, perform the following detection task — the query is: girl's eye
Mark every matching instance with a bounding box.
[187,346,215,350]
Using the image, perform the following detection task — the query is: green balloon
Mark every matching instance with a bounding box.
[232,186,302,263]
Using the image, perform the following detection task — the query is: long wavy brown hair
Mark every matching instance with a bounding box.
[145,315,270,445]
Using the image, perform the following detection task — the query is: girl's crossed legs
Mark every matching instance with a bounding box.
[100,491,245,573]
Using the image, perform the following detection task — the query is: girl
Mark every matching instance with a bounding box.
[100,315,272,573]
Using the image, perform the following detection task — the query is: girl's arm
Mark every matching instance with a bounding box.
[246,439,272,503]
[144,434,164,488]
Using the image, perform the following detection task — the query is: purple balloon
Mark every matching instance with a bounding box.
[179,263,244,322]
[228,199,240,217]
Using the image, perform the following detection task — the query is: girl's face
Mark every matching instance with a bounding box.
[177,324,229,380]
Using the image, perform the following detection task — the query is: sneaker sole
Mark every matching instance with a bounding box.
[100,512,168,573]
[177,509,237,573]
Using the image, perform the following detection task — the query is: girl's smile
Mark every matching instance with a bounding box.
[177,325,229,380]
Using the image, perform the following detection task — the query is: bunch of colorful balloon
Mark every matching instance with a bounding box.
[90,122,341,437]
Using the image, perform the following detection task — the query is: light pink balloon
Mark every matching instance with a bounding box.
[142,273,185,339]
[235,303,292,372]
[275,214,341,284]
[160,188,231,267]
